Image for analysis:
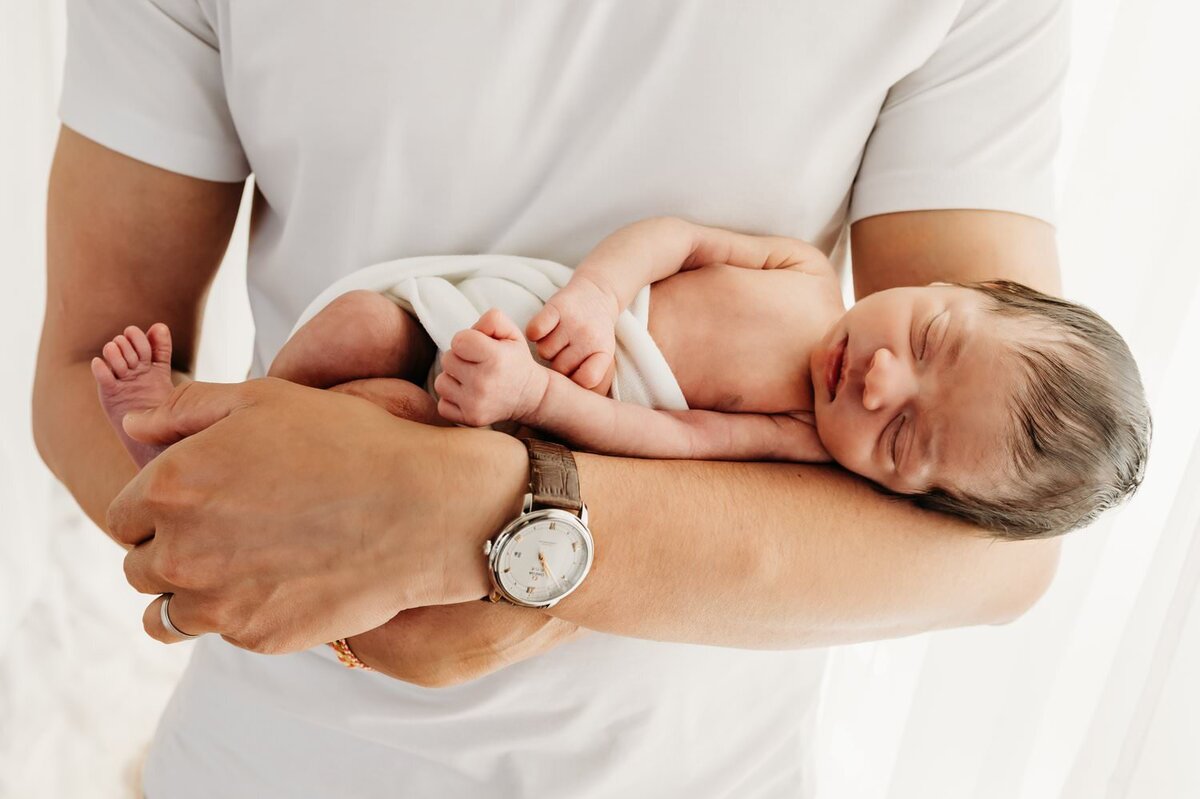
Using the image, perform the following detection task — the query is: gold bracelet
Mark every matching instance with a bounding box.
[327,638,373,670]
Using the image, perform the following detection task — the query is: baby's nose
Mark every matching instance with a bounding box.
[862,348,915,412]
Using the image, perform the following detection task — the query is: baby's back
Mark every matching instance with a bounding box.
[645,264,842,413]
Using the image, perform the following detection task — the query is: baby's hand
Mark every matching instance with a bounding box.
[526,276,619,390]
[434,309,549,427]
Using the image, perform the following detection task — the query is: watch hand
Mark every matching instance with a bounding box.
[539,550,565,589]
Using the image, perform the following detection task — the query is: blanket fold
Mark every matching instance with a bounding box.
[289,255,689,412]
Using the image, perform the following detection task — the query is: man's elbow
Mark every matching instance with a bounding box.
[30,374,61,478]
[983,539,1062,626]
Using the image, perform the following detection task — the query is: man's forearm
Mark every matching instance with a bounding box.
[36,127,243,536]
[33,362,138,530]
[32,361,188,535]
[544,453,1059,648]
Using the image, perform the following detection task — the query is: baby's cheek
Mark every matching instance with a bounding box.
[817,414,871,477]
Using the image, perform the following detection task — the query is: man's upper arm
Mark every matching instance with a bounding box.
[850,209,1061,298]
[846,0,1067,297]
[41,126,244,370]
[43,0,249,368]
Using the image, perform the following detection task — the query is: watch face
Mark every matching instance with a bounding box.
[493,509,592,606]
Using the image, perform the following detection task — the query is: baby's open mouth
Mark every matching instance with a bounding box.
[826,336,848,400]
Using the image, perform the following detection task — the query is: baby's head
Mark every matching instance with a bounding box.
[810,280,1151,540]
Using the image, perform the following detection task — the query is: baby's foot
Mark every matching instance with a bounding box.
[91,323,175,468]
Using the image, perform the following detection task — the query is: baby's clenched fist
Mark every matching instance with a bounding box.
[525,276,618,390]
[434,308,549,428]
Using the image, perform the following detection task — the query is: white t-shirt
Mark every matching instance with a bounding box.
[59,1,1066,796]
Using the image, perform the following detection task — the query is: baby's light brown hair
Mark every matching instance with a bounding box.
[908,279,1151,540]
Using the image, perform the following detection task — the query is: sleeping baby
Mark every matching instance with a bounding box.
[92,216,1151,540]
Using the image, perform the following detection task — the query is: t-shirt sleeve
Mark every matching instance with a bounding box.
[59,0,250,182]
[848,0,1068,227]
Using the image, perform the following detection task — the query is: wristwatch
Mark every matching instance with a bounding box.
[483,438,594,609]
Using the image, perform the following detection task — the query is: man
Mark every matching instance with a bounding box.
[33,0,1067,796]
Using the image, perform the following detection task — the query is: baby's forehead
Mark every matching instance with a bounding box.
[919,308,1029,492]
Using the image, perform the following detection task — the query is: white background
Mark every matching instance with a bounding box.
[2,1,1198,797]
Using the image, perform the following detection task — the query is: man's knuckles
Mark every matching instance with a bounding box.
[157,545,230,592]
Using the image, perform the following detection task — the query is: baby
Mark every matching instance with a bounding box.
[92,217,1150,540]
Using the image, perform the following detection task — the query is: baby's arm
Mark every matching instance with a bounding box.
[436,309,829,464]
[571,215,833,312]
[527,216,832,389]
[529,369,829,463]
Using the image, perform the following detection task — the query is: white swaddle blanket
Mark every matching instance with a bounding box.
[288,254,689,412]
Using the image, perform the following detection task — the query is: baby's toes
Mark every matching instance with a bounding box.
[102,340,130,378]
[114,334,141,370]
[124,325,152,362]
[146,323,173,365]
[90,357,117,389]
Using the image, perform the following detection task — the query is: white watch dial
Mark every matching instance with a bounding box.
[496,513,591,605]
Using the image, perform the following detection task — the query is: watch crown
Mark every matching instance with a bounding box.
[482,540,493,556]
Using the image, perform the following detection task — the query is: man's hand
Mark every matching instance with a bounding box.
[525,276,619,389]
[325,377,588,685]
[108,376,529,654]
[435,309,550,427]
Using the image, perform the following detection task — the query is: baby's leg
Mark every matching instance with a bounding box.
[268,290,436,388]
[91,324,178,468]
[92,324,447,470]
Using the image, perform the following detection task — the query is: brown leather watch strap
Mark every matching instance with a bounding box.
[522,438,583,515]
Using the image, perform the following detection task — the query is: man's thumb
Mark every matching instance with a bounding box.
[122,381,249,445]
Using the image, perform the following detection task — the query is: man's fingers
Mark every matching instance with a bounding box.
[106,466,160,548]
[143,593,207,644]
[122,380,253,446]
[123,540,176,594]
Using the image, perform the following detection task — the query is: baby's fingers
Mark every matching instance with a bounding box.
[473,308,522,341]
[436,397,467,426]
[439,351,474,380]
[572,352,613,390]
[526,304,560,342]
[450,328,498,363]
[551,344,595,380]
[433,369,463,400]
[535,324,570,363]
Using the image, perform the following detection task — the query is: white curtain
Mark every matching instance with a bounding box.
[2,1,1196,797]
[819,1,1200,796]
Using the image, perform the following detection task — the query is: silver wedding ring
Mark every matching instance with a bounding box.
[160,593,200,640]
